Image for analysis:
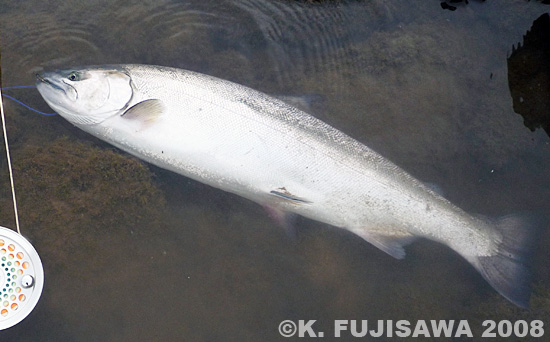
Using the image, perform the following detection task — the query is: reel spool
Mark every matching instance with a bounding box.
[0,226,43,330]
[1,69,45,330]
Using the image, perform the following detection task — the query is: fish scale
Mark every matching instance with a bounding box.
[36,64,535,308]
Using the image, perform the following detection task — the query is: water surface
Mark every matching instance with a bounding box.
[0,1,549,340]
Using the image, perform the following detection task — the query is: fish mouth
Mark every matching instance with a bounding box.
[36,72,79,102]
[35,73,46,83]
[36,72,65,92]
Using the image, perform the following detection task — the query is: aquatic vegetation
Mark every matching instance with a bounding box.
[0,0,548,339]
[0,137,168,271]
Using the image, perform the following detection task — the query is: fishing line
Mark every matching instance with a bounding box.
[1,85,36,90]
[0,87,20,235]
[1,86,56,116]
[0,83,44,328]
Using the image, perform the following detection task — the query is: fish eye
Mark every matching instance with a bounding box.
[67,72,80,82]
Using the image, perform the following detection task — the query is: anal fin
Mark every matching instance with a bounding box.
[350,228,418,259]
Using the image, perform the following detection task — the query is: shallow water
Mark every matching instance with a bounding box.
[0,0,549,340]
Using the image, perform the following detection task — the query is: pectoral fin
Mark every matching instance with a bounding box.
[121,99,164,129]
[350,228,418,259]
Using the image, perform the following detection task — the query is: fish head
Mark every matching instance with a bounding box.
[36,67,133,125]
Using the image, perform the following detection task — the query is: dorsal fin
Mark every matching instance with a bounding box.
[273,94,324,113]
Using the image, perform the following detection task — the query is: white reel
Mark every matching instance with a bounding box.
[0,226,44,330]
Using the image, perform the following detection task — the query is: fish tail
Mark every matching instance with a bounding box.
[475,214,540,308]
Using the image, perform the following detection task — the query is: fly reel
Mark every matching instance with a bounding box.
[0,226,43,329]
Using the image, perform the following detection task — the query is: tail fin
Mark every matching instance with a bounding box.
[476,215,539,308]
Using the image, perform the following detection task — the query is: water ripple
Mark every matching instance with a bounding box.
[230,0,367,86]
[1,13,101,75]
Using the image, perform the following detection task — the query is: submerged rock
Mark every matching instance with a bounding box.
[508,13,550,137]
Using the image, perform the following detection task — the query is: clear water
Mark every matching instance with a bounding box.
[0,1,549,340]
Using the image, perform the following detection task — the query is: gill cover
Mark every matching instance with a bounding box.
[36,67,133,125]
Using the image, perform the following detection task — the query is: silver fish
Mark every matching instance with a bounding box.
[36,64,534,307]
